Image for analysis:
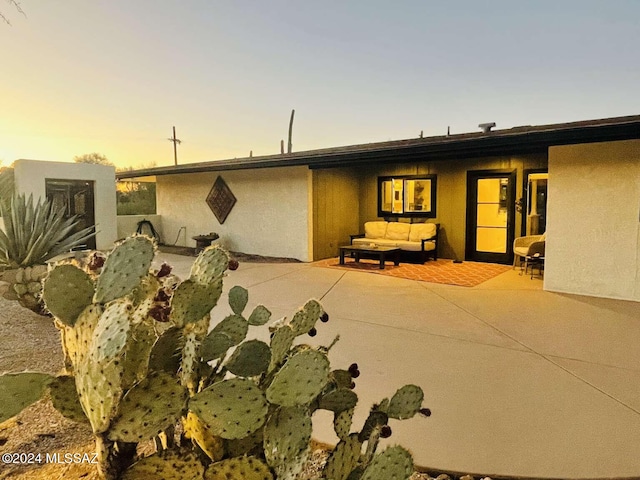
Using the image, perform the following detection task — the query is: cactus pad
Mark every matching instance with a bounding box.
[148,326,183,374]
[266,349,330,407]
[180,330,202,392]
[91,299,132,362]
[171,279,222,326]
[334,407,355,441]
[75,353,124,433]
[122,448,205,480]
[122,321,156,389]
[190,245,229,285]
[205,456,273,480]
[360,446,413,480]
[248,305,271,326]
[264,406,312,477]
[201,331,233,362]
[324,433,362,480]
[358,411,388,443]
[224,340,271,377]
[189,378,268,439]
[319,388,358,413]
[289,299,323,336]
[211,314,248,345]
[269,325,295,371]
[0,372,54,422]
[42,264,94,325]
[183,411,225,461]
[63,305,103,369]
[94,235,155,304]
[48,375,88,424]
[332,369,355,389]
[109,372,187,443]
[228,285,248,315]
[388,384,424,420]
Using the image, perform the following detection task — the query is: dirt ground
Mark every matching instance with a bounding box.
[0,285,435,480]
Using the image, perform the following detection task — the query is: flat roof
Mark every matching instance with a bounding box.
[117,114,640,179]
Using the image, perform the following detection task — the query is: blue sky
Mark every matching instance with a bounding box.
[1,0,639,167]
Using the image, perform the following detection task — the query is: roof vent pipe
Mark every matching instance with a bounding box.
[479,122,496,133]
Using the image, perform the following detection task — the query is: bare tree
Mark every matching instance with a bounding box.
[74,152,114,166]
[1,0,26,25]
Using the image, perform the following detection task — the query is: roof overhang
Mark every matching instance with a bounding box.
[116,115,640,180]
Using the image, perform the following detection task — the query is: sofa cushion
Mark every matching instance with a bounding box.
[409,223,437,242]
[395,240,436,252]
[364,221,388,239]
[385,222,411,241]
[353,238,399,248]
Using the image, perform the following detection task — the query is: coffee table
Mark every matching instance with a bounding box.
[339,245,401,270]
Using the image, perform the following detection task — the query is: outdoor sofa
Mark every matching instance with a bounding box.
[350,221,439,263]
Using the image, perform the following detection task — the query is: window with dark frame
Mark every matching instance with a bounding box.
[377,174,437,218]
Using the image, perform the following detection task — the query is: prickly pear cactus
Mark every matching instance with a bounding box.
[42,264,94,325]
[94,235,155,304]
[122,448,205,480]
[224,340,271,377]
[1,233,433,480]
[266,349,330,406]
[189,378,268,439]
[48,375,88,424]
[0,372,53,422]
[205,456,273,480]
[108,372,187,443]
[360,446,413,480]
[388,384,424,420]
[264,406,312,480]
[324,434,362,480]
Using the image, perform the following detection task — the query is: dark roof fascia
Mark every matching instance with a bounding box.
[116,118,640,179]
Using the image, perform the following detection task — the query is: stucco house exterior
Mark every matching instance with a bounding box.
[117,115,640,302]
[12,159,117,250]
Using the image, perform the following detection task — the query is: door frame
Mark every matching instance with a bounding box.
[465,169,517,264]
[520,168,548,237]
[45,178,96,250]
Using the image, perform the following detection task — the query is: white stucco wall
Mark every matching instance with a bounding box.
[156,166,312,261]
[13,160,117,250]
[546,140,640,301]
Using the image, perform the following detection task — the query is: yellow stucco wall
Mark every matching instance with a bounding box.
[546,140,640,301]
[157,166,312,261]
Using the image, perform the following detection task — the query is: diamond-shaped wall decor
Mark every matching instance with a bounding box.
[206,176,236,224]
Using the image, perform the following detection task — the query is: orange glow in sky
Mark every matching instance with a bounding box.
[2,1,639,169]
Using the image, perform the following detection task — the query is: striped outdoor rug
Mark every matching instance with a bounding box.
[313,257,510,287]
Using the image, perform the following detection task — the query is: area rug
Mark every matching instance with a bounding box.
[313,257,510,287]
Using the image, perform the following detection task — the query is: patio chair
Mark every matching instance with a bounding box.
[513,233,545,270]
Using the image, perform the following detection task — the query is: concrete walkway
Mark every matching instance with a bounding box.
[157,253,640,479]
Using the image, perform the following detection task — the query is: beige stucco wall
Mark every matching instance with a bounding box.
[156,166,312,261]
[13,160,117,250]
[546,140,640,301]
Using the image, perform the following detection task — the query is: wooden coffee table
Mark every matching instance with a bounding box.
[339,245,401,270]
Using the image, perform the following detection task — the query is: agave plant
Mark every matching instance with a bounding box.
[0,193,96,268]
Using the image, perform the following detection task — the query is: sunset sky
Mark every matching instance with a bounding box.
[2,1,639,169]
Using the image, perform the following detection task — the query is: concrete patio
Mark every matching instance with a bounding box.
[158,253,640,479]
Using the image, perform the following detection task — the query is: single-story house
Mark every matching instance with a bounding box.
[117,115,640,303]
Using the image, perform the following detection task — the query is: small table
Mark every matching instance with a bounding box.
[193,233,219,254]
[339,245,401,270]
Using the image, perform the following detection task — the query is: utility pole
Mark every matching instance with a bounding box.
[168,126,181,165]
